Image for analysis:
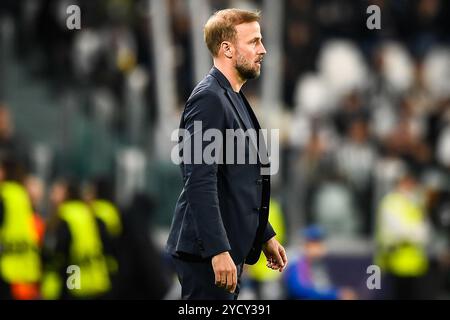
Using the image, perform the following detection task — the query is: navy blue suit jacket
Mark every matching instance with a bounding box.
[166,67,275,265]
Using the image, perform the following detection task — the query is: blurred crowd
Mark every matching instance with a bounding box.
[0,111,172,299]
[0,0,449,299]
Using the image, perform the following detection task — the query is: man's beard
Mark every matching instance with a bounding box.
[235,53,260,80]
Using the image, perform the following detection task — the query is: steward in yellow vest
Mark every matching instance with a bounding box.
[91,200,122,238]
[374,171,430,299]
[86,177,123,292]
[0,159,41,300]
[41,180,112,300]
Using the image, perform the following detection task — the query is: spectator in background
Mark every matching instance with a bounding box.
[0,104,30,170]
[282,0,318,108]
[333,92,369,137]
[374,168,431,299]
[335,117,377,236]
[294,122,336,226]
[116,193,171,299]
[284,225,357,300]
[169,0,194,104]
[311,172,361,238]
[383,97,431,170]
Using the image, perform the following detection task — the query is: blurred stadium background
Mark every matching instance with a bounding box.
[0,0,449,299]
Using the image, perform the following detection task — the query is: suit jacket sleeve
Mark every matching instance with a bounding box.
[263,221,276,243]
[183,90,231,258]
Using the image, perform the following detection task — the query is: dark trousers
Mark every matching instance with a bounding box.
[171,255,244,300]
[387,273,427,300]
[0,277,12,300]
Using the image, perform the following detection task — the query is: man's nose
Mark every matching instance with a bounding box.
[259,42,267,55]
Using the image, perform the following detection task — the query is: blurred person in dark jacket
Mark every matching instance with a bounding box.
[284,225,357,300]
[335,118,377,236]
[116,193,171,299]
[0,104,30,170]
[41,179,114,300]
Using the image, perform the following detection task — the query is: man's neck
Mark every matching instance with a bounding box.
[214,61,246,93]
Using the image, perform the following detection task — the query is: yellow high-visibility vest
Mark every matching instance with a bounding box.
[0,181,41,283]
[91,200,122,237]
[59,201,111,297]
[375,192,428,277]
[247,198,286,281]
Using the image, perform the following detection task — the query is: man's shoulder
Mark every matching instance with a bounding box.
[188,74,224,103]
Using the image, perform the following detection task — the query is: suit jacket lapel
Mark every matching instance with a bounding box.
[225,89,253,132]
[226,90,261,164]
[239,92,260,131]
[240,93,270,168]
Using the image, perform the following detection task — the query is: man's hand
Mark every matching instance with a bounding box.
[262,237,288,272]
[211,251,237,293]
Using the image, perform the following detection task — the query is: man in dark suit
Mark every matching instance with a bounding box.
[166,8,287,300]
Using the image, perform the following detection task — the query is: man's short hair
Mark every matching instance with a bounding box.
[204,8,261,57]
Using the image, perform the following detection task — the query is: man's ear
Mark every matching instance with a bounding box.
[221,41,233,59]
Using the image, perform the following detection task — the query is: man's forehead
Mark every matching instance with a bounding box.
[235,21,262,40]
